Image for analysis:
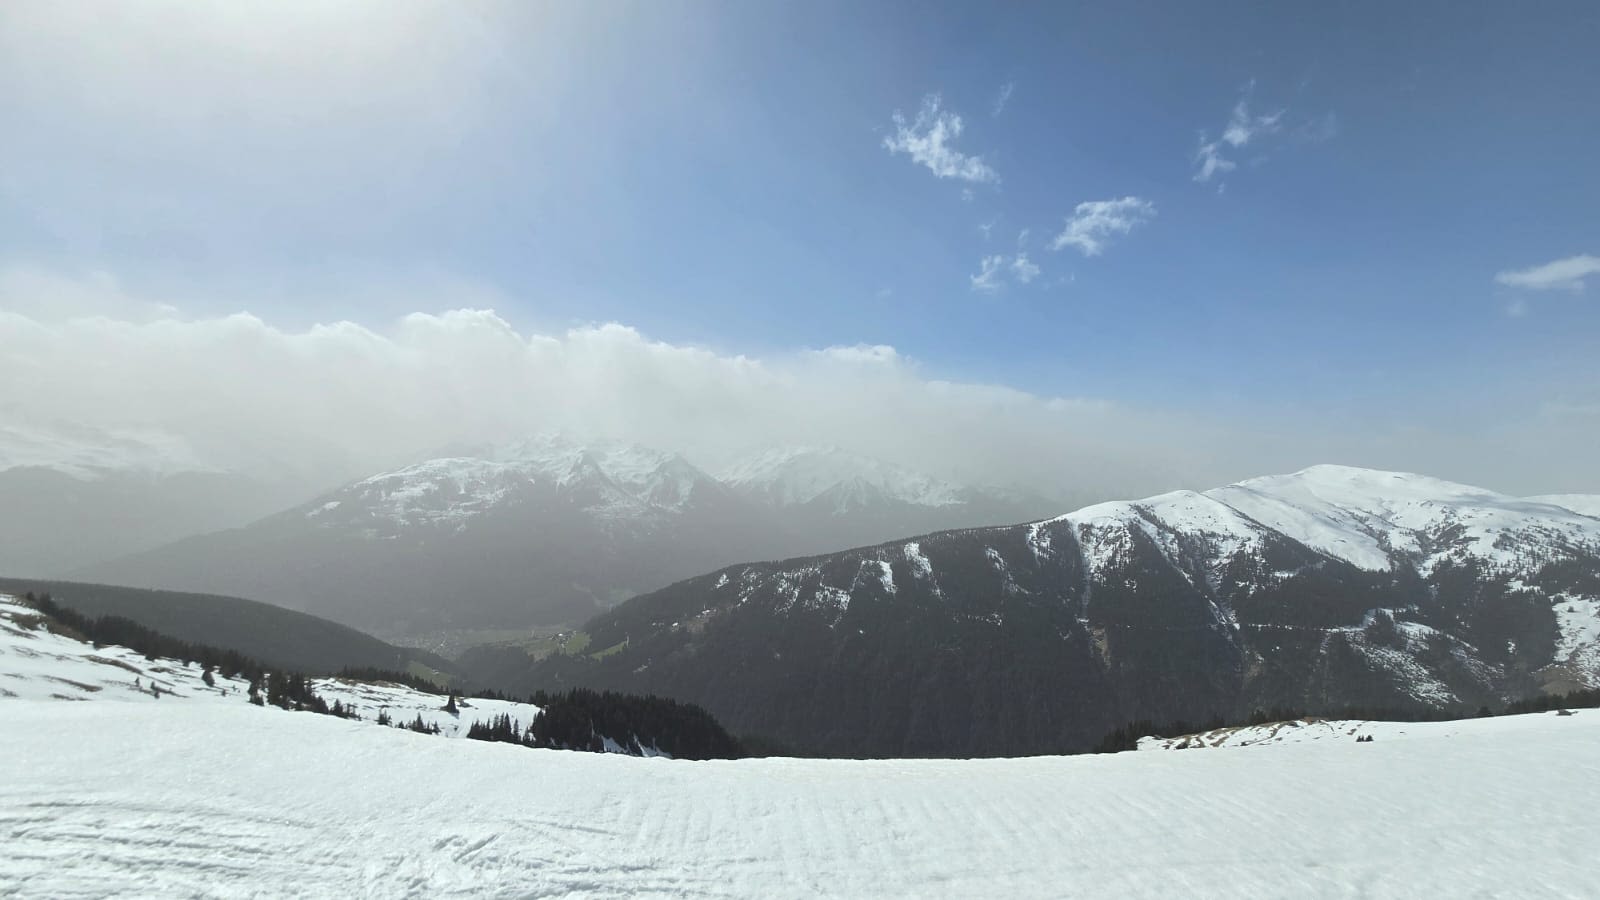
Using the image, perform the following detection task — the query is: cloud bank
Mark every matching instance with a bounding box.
[2,268,1596,500]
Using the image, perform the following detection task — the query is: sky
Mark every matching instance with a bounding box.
[1,0,1597,496]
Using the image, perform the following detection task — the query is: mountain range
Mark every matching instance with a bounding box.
[72,436,1054,641]
[0,420,331,576]
[519,465,1600,756]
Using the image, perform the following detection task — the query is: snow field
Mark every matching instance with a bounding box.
[2,699,1597,899]
[1137,710,1583,750]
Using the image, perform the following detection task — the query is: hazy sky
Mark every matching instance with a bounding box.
[1,1,1596,496]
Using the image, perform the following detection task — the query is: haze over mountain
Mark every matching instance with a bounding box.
[0,420,314,575]
[76,435,1054,641]
[1528,494,1600,520]
[523,464,1600,757]
[719,446,1059,554]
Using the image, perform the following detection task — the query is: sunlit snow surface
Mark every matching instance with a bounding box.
[1206,464,1600,573]
[1528,493,1600,520]
[4,594,1600,896]
[2,696,1596,897]
[1136,714,1574,750]
[1061,489,1266,587]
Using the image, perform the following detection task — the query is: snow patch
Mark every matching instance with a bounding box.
[1554,596,1600,682]
[862,559,896,595]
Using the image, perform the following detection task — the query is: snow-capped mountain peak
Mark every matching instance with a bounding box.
[306,435,728,534]
[1060,488,1269,579]
[1046,465,1600,581]
[323,456,528,529]
[1205,464,1600,574]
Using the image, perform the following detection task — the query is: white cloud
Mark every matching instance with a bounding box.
[992,81,1015,117]
[1050,197,1156,257]
[883,95,999,184]
[978,219,996,240]
[1495,254,1600,293]
[971,255,1007,293]
[1193,141,1237,184]
[970,253,1040,293]
[1010,253,1040,284]
[0,266,1209,495]
[1193,84,1290,185]
[1222,101,1283,149]
[3,267,1595,499]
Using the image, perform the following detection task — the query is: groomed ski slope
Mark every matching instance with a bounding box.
[3,700,1596,899]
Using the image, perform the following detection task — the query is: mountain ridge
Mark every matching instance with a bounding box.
[76,437,1050,639]
[518,464,1600,757]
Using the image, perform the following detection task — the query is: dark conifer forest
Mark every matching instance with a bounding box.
[18,591,749,759]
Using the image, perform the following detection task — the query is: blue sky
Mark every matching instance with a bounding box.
[1,1,1597,492]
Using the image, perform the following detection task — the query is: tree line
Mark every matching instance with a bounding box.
[27,591,341,715]
[463,687,744,760]
[23,592,744,758]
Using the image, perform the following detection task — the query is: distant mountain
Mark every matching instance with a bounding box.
[0,420,314,575]
[524,465,1600,757]
[78,436,794,639]
[0,465,292,576]
[78,438,1059,643]
[718,446,1058,553]
[0,577,455,679]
